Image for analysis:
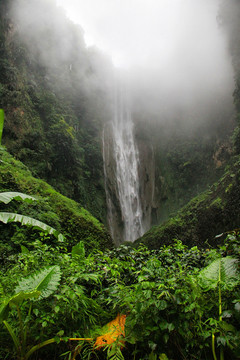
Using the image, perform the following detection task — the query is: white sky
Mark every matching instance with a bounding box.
[56,0,224,69]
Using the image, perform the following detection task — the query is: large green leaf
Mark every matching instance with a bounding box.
[0,291,40,322]
[0,109,4,145]
[0,192,36,204]
[198,256,239,291]
[0,212,64,241]
[15,266,61,299]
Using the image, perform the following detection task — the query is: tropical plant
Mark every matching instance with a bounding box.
[0,192,36,204]
[198,256,239,360]
[0,191,64,242]
[0,266,61,360]
[0,234,239,359]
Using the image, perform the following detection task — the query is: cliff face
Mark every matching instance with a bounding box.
[136,154,240,249]
[137,139,156,231]
[1,0,238,247]
[0,0,112,224]
[102,124,123,245]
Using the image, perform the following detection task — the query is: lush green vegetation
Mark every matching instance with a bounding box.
[138,154,240,249]
[0,147,112,256]
[0,154,239,359]
[0,223,239,359]
[0,0,111,223]
[1,0,240,358]
[0,0,236,229]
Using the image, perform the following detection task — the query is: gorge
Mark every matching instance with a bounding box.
[1,0,240,359]
[0,0,238,247]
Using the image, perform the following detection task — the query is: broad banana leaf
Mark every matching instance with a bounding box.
[0,109,4,145]
[94,313,126,349]
[0,192,36,204]
[15,265,61,299]
[198,256,239,291]
[0,212,64,242]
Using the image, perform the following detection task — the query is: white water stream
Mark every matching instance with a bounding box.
[108,81,144,242]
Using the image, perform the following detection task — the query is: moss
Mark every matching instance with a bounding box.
[209,197,223,209]
[0,147,113,251]
[137,155,240,249]
[225,183,233,193]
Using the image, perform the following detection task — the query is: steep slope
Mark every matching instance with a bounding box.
[0,0,112,223]
[0,0,238,245]
[137,154,240,249]
[0,146,112,255]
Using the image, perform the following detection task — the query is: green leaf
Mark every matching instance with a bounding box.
[9,290,41,306]
[25,338,56,360]
[72,241,85,258]
[15,266,61,299]
[0,291,40,322]
[234,302,240,312]
[159,354,169,360]
[3,320,20,351]
[21,245,30,254]
[0,109,4,145]
[198,257,239,291]
[0,192,36,204]
[0,212,64,241]
[0,299,11,322]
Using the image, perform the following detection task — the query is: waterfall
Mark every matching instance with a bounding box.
[103,79,144,243]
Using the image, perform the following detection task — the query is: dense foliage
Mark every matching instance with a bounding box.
[138,153,240,249]
[0,147,112,256]
[0,166,239,359]
[0,0,112,223]
[1,0,240,358]
[0,0,237,230]
[0,230,239,359]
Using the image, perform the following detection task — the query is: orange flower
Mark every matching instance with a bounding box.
[94,314,126,349]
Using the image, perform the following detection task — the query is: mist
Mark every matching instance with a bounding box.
[55,0,234,132]
[10,0,235,134]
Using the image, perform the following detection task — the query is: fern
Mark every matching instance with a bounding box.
[0,192,36,204]
[107,345,125,360]
[15,266,61,299]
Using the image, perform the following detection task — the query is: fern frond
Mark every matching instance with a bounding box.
[107,346,125,360]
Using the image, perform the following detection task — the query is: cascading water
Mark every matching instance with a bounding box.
[103,79,144,243]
